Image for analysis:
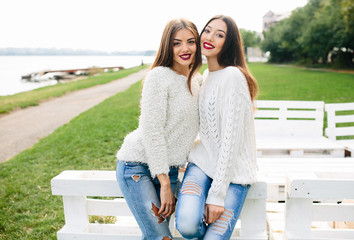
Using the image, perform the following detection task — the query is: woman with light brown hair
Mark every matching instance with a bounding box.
[116,18,202,239]
[175,15,258,240]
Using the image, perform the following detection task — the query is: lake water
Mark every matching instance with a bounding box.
[0,55,155,96]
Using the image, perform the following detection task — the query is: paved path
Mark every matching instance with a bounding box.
[0,68,149,163]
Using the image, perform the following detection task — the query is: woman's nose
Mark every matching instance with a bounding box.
[204,33,213,42]
[181,43,190,52]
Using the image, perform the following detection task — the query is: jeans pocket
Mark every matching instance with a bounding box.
[120,161,149,178]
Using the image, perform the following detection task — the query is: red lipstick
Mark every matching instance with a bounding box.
[203,42,215,50]
[180,54,191,60]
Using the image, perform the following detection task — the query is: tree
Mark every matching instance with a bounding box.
[261,0,354,67]
[240,29,261,48]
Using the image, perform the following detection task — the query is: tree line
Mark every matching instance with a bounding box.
[240,0,353,68]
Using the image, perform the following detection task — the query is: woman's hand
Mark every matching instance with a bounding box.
[205,204,224,224]
[157,174,176,218]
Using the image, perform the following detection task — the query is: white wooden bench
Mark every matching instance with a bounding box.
[283,174,354,240]
[51,170,268,240]
[254,100,345,157]
[325,102,354,157]
[257,157,354,202]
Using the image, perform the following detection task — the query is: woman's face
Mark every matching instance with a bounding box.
[200,19,227,58]
[172,28,197,69]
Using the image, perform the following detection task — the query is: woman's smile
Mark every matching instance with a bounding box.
[180,54,191,60]
[203,42,215,50]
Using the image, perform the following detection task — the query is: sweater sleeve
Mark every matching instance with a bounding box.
[140,68,170,177]
[206,69,247,206]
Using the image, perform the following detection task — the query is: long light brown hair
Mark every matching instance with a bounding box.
[152,18,202,95]
[201,15,258,101]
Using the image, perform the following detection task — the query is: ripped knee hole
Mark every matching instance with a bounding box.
[181,180,202,195]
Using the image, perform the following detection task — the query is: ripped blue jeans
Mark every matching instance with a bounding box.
[116,160,179,240]
[175,163,250,240]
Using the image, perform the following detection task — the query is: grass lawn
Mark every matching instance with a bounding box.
[202,63,354,102]
[0,65,148,115]
[0,80,142,239]
[0,63,353,239]
[250,63,354,103]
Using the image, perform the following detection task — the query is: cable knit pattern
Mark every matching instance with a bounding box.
[116,66,200,177]
[188,66,257,206]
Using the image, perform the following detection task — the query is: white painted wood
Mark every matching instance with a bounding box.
[284,175,354,240]
[287,178,354,199]
[333,114,354,123]
[239,199,267,238]
[52,171,123,197]
[290,149,304,156]
[255,100,324,138]
[256,136,345,157]
[284,198,312,238]
[311,229,354,239]
[254,100,349,157]
[258,157,354,202]
[52,170,268,240]
[332,127,354,137]
[325,102,354,156]
[63,196,89,228]
[312,204,354,221]
[87,199,133,216]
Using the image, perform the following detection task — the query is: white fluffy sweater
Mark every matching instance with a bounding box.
[189,66,258,207]
[116,66,200,177]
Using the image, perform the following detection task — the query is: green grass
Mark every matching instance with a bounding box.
[201,63,354,102]
[249,63,354,103]
[0,79,141,239]
[0,65,148,115]
[0,63,353,239]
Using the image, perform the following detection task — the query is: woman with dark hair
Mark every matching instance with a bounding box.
[175,15,258,240]
[116,18,202,240]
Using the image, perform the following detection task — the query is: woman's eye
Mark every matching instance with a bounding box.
[173,42,180,46]
[217,34,224,38]
[188,40,195,44]
[204,29,210,33]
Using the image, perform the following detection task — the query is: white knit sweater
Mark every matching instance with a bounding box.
[116,66,200,177]
[188,66,257,207]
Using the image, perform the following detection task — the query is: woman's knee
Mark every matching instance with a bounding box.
[175,209,203,238]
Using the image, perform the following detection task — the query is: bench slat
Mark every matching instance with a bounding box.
[326,102,354,111]
[333,114,354,123]
[87,199,133,217]
[312,204,354,221]
[52,170,267,199]
[287,177,354,199]
[330,127,354,137]
[256,100,324,109]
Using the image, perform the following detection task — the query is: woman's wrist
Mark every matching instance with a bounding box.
[157,174,171,188]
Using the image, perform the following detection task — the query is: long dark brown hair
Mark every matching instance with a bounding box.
[201,15,258,101]
[152,18,202,95]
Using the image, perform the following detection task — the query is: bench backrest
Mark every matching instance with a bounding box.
[325,102,354,141]
[284,174,354,240]
[254,100,325,137]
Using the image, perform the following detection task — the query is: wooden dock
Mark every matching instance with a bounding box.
[21,66,124,82]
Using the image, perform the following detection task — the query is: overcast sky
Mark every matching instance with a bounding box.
[0,0,308,52]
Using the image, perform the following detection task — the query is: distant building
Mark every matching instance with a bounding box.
[263,10,291,32]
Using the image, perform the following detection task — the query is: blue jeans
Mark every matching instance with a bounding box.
[175,163,250,240]
[116,160,179,240]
